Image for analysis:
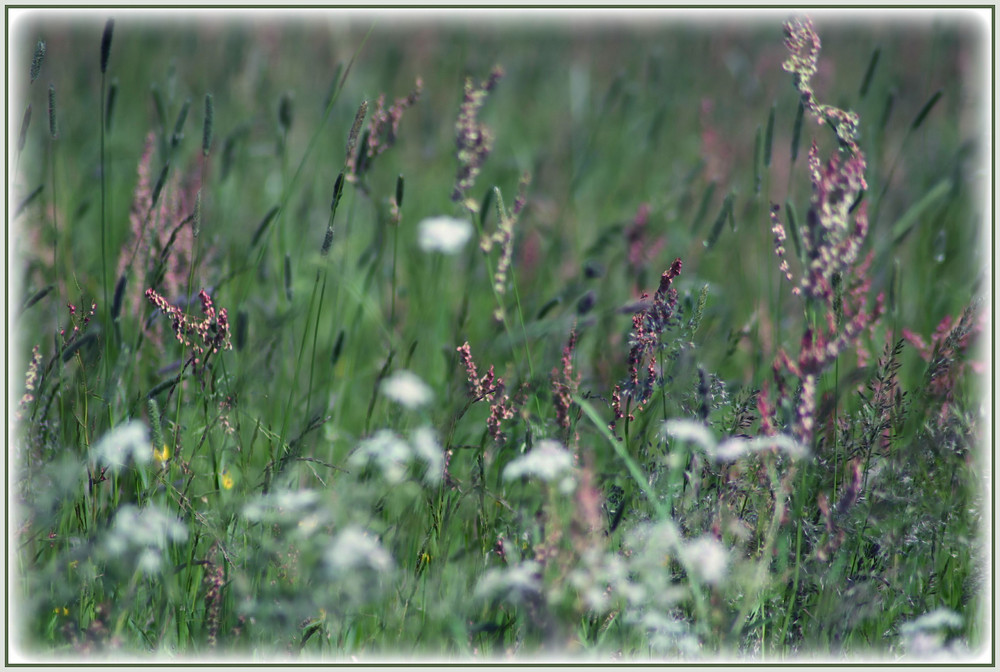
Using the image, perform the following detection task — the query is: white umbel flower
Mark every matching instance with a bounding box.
[380,370,433,409]
[503,439,574,483]
[417,216,473,254]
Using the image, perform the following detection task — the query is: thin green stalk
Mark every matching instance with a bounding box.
[577,396,666,520]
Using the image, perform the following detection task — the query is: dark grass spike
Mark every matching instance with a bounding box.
[171,97,192,148]
[284,254,293,302]
[15,185,44,218]
[47,85,57,139]
[17,105,31,152]
[234,309,248,351]
[395,174,404,209]
[878,90,895,133]
[764,103,775,168]
[151,84,167,130]
[790,99,804,163]
[22,285,54,311]
[354,129,372,177]
[202,93,214,157]
[105,80,118,132]
[910,89,943,131]
[859,46,881,98]
[30,40,45,83]
[705,193,733,249]
[278,92,294,136]
[330,172,345,215]
[330,329,344,366]
[479,187,494,229]
[536,296,561,320]
[690,181,716,233]
[150,161,171,211]
[321,227,334,257]
[220,124,248,181]
[146,374,181,399]
[250,205,280,248]
[784,199,803,263]
[100,19,114,74]
[111,272,127,321]
[61,332,98,363]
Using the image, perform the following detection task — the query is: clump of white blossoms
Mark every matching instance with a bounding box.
[502,439,575,493]
[663,418,807,462]
[105,504,189,574]
[417,215,473,254]
[380,369,433,409]
[91,421,152,472]
[475,560,543,606]
[323,526,394,606]
[349,427,445,485]
[679,535,729,586]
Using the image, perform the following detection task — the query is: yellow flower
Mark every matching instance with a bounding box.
[220,470,234,490]
[153,444,171,465]
[53,606,69,616]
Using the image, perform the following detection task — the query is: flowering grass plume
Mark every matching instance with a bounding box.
[457,341,516,442]
[452,65,504,207]
[765,16,883,446]
[145,287,231,377]
[612,258,683,433]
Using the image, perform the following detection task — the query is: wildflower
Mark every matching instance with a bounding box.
[663,419,808,462]
[91,421,152,472]
[475,560,543,606]
[380,369,433,409]
[678,536,729,586]
[145,287,232,375]
[417,216,472,254]
[410,426,444,485]
[324,526,393,579]
[350,428,443,485]
[153,444,170,465]
[503,439,575,492]
[242,489,320,522]
[220,470,234,490]
[457,341,517,442]
[105,504,188,574]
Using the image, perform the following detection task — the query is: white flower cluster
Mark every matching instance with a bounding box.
[380,370,434,410]
[105,504,188,574]
[663,418,808,462]
[417,216,473,254]
[502,439,575,494]
[349,427,444,485]
[91,421,152,472]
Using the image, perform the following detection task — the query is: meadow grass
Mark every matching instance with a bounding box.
[8,9,990,663]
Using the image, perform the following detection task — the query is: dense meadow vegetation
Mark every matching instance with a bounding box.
[8,9,990,663]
